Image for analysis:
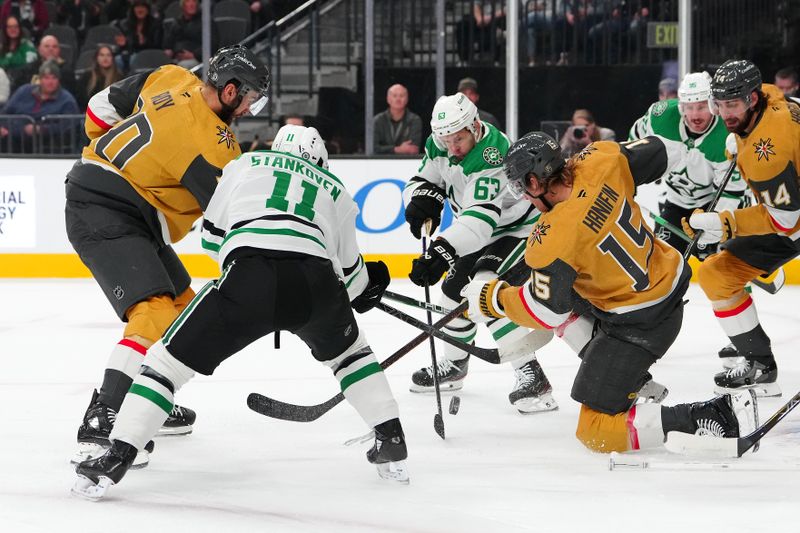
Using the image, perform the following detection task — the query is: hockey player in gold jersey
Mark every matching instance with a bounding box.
[65,45,270,465]
[683,60,800,398]
[461,132,758,454]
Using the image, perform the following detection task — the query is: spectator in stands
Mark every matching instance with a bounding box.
[456,0,505,65]
[249,114,306,152]
[524,0,560,67]
[28,35,76,97]
[163,0,213,69]
[774,66,799,98]
[57,0,102,42]
[457,77,500,129]
[1,60,79,151]
[559,108,615,157]
[373,83,422,155]
[0,0,49,40]
[0,16,37,87]
[658,77,678,100]
[249,0,275,31]
[284,113,304,126]
[76,44,121,109]
[114,0,164,72]
[0,66,9,107]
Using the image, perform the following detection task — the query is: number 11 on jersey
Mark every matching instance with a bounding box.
[265,170,319,221]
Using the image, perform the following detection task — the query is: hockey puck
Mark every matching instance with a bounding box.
[448,395,461,415]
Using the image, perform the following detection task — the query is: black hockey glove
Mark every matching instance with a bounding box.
[352,260,391,314]
[405,182,446,239]
[409,239,457,287]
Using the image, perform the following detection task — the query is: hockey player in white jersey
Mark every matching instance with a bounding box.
[403,92,557,413]
[629,71,747,256]
[72,125,409,500]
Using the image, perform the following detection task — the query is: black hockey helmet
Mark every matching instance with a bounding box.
[208,44,271,115]
[711,59,762,103]
[504,131,565,199]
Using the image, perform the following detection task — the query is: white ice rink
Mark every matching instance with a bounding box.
[1,278,799,532]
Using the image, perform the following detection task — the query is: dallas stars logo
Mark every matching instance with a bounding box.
[482,146,502,166]
[528,222,550,245]
[577,145,597,161]
[216,126,236,150]
[753,138,775,161]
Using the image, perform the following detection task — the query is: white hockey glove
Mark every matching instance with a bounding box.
[725,133,738,156]
[681,209,737,246]
[461,277,508,323]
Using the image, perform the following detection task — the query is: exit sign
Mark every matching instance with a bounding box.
[647,22,678,48]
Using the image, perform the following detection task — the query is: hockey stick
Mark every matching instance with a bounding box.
[247,260,532,423]
[422,222,446,440]
[683,155,738,261]
[375,301,501,363]
[247,300,470,422]
[383,289,452,316]
[665,389,800,458]
[642,203,784,295]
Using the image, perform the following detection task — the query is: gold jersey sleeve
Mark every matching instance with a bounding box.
[731,84,800,237]
[499,141,685,329]
[81,65,242,243]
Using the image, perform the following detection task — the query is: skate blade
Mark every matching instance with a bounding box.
[714,382,782,398]
[514,393,559,414]
[71,475,114,501]
[636,381,669,404]
[409,380,464,393]
[376,460,410,484]
[71,442,107,466]
[156,426,193,437]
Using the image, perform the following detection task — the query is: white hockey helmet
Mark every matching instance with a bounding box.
[678,71,713,114]
[272,125,329,169]
[430,93,480,141]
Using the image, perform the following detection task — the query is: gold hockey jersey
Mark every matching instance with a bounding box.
[498,140,687,329]
[81,65,241,243]
[726,84,800,238]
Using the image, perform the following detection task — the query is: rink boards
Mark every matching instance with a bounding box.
[1,157,799,281]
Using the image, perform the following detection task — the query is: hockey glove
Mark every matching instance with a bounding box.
[409,238,456,287]
[351,260,391,314]
[681,209,737,246]
[725,133,738,156]
[461,277,508,323]
[405,182,446,239]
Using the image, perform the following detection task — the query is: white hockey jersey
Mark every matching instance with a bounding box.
[404,122,540,255]
[201,150,369,300]
[628,99,746,211]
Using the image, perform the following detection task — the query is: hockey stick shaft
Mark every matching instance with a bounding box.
[422,223,446,439]
[737,389,800,456]
[640,206,692,244]
[383,289,452,315]
[247,261,532,422]
[375,302,500,363]
[684,155,738,260]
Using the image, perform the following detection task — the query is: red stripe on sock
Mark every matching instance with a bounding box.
[626,405,640,450]
[713,296,753,318]
[119,339,147,356]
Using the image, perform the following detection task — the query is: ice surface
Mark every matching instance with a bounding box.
[1,278,798,532]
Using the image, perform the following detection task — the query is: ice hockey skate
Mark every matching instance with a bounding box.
[508,359,558,414]
[713,358,781,397]
[159,404,197,436]
[636,375,669,404]
[665,390,759,456]
[72,389,155,467]
[410,356,469,393]
[71,440,138,501]
[366,418,409,484]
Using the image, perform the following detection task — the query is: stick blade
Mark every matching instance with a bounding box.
[247,392,342,423]
[434,414,445,440]
[664,431,740,458]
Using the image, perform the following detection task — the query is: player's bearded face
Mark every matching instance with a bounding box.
[717,98,752,134]
[682,101,712,133]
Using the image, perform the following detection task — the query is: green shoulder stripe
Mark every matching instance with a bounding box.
[696,118,729,163]
[647,99,682,142]
[424,136,448,159]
